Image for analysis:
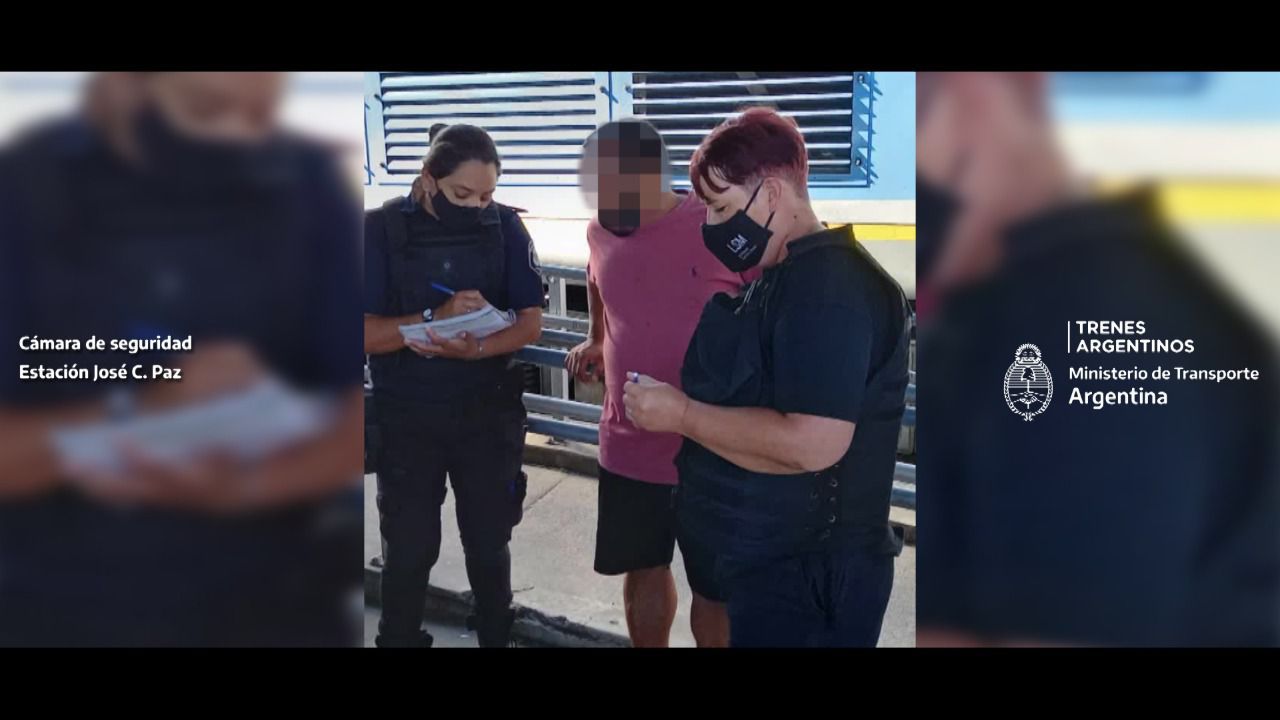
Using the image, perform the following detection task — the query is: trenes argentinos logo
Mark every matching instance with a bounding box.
[1004,343,1053,421]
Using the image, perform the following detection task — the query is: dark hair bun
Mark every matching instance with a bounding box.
[423,123,501,179]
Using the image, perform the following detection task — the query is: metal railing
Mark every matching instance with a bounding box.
[522,265,917,511]
[363,266,917,509]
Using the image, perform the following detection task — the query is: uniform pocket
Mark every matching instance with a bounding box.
[510,470,529,527]
[363,390,380,475]
[498,404,529,528]
[683,295,767,407]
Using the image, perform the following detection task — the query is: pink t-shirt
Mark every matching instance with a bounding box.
[586,192,758,485]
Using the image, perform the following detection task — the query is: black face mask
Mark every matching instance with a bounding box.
[134,107,283,190]
[916,176,962,280]
[430,185,496,231]
[701,182,774,272]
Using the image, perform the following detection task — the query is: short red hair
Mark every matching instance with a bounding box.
[689,107,809,201]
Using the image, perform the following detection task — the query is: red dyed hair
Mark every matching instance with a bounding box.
[689,107,809,201]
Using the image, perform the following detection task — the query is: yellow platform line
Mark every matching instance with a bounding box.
[851,224,916,241]
[1097,180,1280,223]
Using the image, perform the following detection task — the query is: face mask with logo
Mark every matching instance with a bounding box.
[701,181,774,272]
[430,183,495,231]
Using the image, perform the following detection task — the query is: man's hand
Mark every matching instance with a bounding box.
[621,372,689,433]
[566,338,605,383]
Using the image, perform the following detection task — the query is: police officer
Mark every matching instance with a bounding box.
[622,108,910,647]
[0,72,365,647]
[915,72,1280,647]
[364,124,544,648]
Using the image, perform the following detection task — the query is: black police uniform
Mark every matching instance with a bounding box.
[675,224,911,647]
[364,193,543,647]
[917,189,1280,646]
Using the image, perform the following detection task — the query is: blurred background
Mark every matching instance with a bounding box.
[1051,72,1280,339]
[916,71,1280,647]
[0,72,366,647]
[0,72,366,179]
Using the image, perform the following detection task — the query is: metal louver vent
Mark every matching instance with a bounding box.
[628,72,870,186]
[375,72,603,184]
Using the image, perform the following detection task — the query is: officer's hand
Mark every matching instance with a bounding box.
[434,290,488,320]
[66,442,252,515]
[622,372,689,433]
[407,330,482,360]
[566,338,605,383]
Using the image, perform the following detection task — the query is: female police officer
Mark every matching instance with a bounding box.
[364,124,543,648]
[622,108,910,647]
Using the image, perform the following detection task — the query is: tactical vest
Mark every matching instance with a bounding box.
[367,196,512,404]
[675,228,910,562]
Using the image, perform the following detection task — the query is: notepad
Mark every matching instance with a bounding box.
[51,379,335,476]
[399,304,516,343]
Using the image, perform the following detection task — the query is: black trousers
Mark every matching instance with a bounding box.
[374,378,527,647]
[0,500,362,647]
[721,548,894,647]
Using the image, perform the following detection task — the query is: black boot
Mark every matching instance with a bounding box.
[463,543,516,647]
[467,608,517,648]
[374,629,434,648]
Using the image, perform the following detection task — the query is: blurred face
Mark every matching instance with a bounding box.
[581,136,668,236]
[423,159,498,209]
[146,72,286,144]
[916,73,970,191]
[916,72,1069,290]
[917,72,1055,208]
[85,72,147,119]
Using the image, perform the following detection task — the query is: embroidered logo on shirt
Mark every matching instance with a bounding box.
[529,240,542,274]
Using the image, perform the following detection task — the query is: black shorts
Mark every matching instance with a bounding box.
[593,467,677,575]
